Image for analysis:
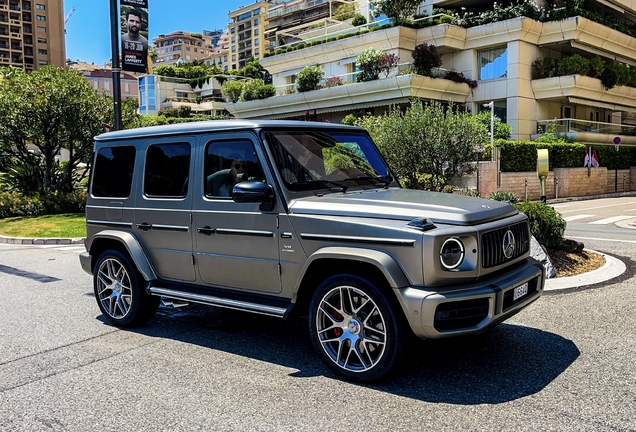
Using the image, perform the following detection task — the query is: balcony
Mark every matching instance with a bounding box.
[534,118,636,145]
[227,72,471,120]
[532,75,636,113]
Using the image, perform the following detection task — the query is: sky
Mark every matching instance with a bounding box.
[64,0,253,65]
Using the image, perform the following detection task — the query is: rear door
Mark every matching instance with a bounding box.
[192,132,281,294]
[134,137,195,282]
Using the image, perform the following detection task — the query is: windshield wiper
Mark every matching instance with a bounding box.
[347,176,393,188]
[296,179,349,193]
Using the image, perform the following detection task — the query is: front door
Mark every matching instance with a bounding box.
[193,132,281,294]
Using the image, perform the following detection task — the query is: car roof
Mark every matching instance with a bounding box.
[95,119,363,142]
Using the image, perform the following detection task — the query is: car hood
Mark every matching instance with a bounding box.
[287,188,518,226]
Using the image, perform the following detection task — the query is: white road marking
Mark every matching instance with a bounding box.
[558,201,636,214]
[588,216,634,225]
[54,246,86,251]
[623,208,636,212]
[570,236,636,244]
[563,214,595,222]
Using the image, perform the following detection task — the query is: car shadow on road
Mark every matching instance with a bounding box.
[114,305,579,405]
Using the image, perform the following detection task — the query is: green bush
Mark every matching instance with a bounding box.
[557,54,590,76]
[514,200,566,248]
[0,191,86,218]
[352,14,367,26]
[490,191,520,204]
[412,43,442,76]
[296,66,325,92]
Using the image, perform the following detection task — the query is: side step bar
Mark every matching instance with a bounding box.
[149,287,288,318]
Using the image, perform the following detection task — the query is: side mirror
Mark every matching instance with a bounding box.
[232,181,275,208]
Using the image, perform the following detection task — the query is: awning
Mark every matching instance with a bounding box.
[568,96,636,113]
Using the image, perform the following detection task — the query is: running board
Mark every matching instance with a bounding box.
[149,287,288,318]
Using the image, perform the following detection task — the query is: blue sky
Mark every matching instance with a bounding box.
[65,0,251,65]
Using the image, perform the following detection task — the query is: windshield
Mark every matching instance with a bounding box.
[264,130,392,192]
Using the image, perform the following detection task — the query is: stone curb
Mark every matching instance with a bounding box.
[0,235,85,245]
[544,250,626,291]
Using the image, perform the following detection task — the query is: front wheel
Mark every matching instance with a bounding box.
[308,273,408,382]
[93,250,159,327]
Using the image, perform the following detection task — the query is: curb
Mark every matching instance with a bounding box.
[544,250,626,291]
[547,190,636,204]
[0,235,85,245]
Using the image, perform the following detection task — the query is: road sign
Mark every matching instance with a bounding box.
[613,136,621,145]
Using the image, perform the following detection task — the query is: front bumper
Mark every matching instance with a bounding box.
[396,258,545,339]
[79,252,92,275]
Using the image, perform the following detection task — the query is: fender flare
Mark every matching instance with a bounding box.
[296,246,411,291]
[90,230,157,281]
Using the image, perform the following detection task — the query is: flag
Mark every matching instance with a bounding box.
[583,149,589,167]
[591,149,599,167]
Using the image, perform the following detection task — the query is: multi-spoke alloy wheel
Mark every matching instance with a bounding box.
[316,285,387,372]
[309,274,407,382]
[96,257,133,320]
[93,250,159,327]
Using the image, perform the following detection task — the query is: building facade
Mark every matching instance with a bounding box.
[224,0,636,146]
[228,1,270,70]
[0,0,65,71]
[152,30,214,67]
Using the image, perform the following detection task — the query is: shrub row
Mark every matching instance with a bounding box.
[0,191,86,219]
[484,140,636,171]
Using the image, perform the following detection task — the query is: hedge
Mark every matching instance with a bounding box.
[484,140,636,171]
[0,191,86,218]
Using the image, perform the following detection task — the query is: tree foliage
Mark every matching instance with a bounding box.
[369,0,422,23]
[0,66,118,194]
[356,100,487,190]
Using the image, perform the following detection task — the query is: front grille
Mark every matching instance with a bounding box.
[481,221,529,268]
[434,298,490,331]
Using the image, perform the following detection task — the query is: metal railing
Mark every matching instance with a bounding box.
[537,118,636,136]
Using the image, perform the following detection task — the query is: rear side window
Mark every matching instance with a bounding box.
[144,143,191,198]
[91,146,136,198]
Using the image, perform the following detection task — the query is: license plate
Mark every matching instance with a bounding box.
[513,282,529,301]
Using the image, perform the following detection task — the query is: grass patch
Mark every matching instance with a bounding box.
[0,213,86,238]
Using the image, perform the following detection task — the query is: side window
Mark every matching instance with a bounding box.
[91,146,136,198]
[144,143,191,198]
[204,139,265,198]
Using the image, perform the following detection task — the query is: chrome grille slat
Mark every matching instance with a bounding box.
[481,221,529,268]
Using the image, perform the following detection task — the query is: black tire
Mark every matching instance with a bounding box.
[93,250,159,327]
[308,273,408,382]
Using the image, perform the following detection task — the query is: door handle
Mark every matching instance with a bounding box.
[197,226,215,236]
[136,222,152,231]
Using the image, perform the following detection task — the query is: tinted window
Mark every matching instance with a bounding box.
[144,143,191,197]
[91,146,136,198]
[204,140,265,198]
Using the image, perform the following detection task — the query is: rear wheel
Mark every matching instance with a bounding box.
[308,273,408,382]
[93,250,159,327]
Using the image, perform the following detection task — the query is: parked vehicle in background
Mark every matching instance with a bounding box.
[80,120,545,381]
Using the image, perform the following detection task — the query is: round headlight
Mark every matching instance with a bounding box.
[440,238,465,270]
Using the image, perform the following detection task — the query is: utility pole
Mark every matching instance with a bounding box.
[109,0,122,131]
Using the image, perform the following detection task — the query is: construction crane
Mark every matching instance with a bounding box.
[64,7,75,25]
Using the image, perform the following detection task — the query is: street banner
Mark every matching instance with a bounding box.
[121,0,149,73]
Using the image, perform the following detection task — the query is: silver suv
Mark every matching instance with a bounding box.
[80,120,544,381]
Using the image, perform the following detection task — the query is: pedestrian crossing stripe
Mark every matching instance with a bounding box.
[588,216,634,225]
[563,214,595,222]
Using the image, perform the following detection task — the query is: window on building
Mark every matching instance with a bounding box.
[478,100,507,123]
[37,26,45,32]
[37,37,46,43]
[36,4,45,9]
[255,38,259,46]
[186,47,190,51]
[38,48,46,55]
[254,18,259,26]
[36,15,45,21]
[478,46,507,80]
[254,29,259,36]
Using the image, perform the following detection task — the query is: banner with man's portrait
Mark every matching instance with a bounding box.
[121,0,149,73]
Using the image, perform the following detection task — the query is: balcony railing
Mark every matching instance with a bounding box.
[537,118,636,136]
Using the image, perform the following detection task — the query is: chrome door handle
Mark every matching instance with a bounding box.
[197,226,215,236]
[136,222,152,231]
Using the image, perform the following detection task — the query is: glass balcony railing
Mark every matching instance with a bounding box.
[537,118,636,136]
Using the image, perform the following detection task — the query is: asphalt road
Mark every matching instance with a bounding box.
[1,200,635,431]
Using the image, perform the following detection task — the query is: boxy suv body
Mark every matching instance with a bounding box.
[80,120,545,381]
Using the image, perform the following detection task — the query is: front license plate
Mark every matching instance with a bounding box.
[513,282,529,301]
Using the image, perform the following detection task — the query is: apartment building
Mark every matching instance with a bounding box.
[0,0,65,71]
[228,1,270,70]
[152,30,214,67]
[225,0,636,146]
[264,0,366,51]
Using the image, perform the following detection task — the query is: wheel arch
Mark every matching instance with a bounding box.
[88,230,157,281]
[290,247,411,318]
